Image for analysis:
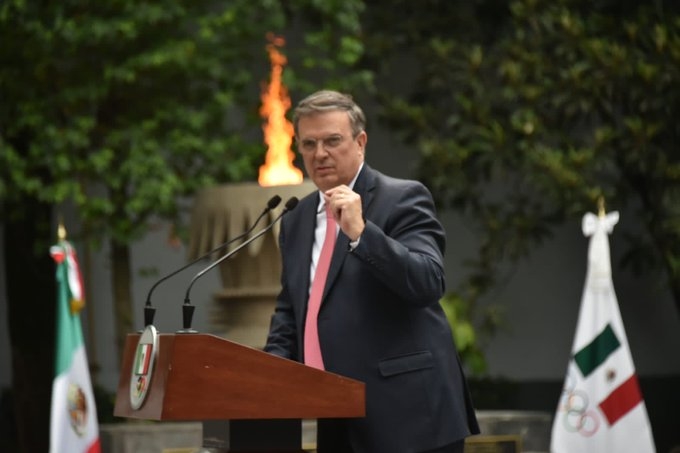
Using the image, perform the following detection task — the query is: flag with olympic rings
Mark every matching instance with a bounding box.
[550,211,655,453]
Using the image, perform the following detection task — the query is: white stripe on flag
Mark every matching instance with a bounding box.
[50,346,100,453]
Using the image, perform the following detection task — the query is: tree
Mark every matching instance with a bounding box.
[0,0,368,450]
[360,0,680,371]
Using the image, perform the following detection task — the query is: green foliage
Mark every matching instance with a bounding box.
[282,1,371,94]
[0,0,369,365]
[0,0,370,244]
[362,0,680,369]
[440,292,502,375]
[1,1,255,240]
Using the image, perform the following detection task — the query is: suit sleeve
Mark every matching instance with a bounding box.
[263,222,299,360]
[350,181,446,307]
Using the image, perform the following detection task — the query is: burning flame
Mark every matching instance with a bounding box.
[258,34,303,187]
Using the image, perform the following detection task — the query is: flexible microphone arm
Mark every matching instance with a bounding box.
[179,196,299,333]
[143,195,282,327]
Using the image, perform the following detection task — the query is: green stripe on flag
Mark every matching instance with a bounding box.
[54,254,85,376]
[573,323,620,378]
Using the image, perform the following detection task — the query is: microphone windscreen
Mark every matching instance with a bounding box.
[267,195,282,210]
[284,197,299,211]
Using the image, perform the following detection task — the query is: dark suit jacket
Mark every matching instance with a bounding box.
[265,164,479,453]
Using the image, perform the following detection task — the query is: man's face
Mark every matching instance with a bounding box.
[296,111,366,192]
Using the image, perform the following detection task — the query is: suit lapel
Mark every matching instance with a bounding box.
[289,193,318,307]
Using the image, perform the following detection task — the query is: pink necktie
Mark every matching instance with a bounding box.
[304,205,337,369]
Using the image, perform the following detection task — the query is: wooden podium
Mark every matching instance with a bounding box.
[114,332,365,452]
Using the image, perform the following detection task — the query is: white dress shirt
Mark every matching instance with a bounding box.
[308,163,363,291]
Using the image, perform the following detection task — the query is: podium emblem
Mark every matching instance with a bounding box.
[129,325,159,410]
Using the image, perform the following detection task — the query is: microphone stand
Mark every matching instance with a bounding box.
[179,197,298,333]
[141,195,281,329]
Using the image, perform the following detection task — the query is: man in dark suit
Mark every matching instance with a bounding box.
[265,90,479,453]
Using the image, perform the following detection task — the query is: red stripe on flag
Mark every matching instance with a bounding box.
[87,438,101,453]
[598,374,643,425]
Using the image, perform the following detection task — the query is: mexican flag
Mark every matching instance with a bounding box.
[550,211,655,452]
[49,240,101,453]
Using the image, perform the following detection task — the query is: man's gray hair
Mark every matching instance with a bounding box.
[293,90,366,138]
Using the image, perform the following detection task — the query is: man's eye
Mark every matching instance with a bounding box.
[325,136,342,147]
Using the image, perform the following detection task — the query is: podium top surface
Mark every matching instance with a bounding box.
[114,332,365,421]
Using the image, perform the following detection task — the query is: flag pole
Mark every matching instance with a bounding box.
[56,216,100,381]
[57,216,67,241]
[597,195,606,218]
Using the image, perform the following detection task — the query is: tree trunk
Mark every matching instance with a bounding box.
[5,197,55,453]
[111,241,134,365]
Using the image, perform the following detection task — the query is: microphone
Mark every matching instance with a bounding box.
[178,196,299,333]
[142,194,282,328]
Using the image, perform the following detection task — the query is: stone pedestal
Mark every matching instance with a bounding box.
[100,422,201,453]
[475,410,552,453]
[210,286,282,349]
[188,181,315,348]
[100,420,317,453]
[101,412,551,453]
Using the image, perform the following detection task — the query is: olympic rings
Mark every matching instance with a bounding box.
[556,379,602,437]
